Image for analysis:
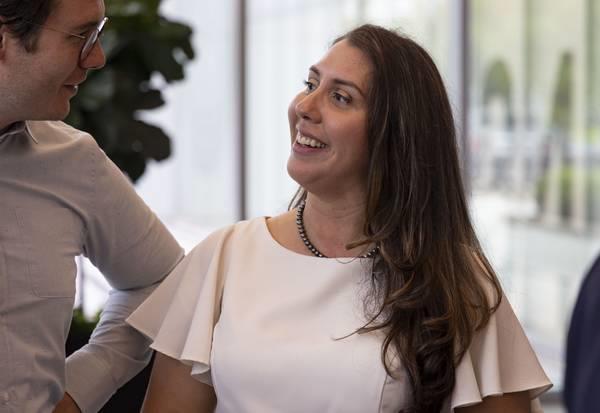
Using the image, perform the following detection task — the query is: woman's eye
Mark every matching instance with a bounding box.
[303,80,317,93]
[333,92,350,104]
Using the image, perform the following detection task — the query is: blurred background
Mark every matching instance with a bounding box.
[75,1,600,411]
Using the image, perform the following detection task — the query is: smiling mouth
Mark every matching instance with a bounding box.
[295,132,327,148]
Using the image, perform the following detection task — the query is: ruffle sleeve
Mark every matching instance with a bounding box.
[126,225,235,385]
[448,294,553,412]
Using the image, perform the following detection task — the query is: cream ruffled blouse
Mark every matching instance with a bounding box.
[127,217,552,412]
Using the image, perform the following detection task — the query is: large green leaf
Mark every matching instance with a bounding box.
[66,0,195,182]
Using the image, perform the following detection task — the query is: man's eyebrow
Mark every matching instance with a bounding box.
[71,19,102,32]
[309,65,367,98]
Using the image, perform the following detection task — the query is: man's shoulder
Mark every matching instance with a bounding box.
[26,120,98,148]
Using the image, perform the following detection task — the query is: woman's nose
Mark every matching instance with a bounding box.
[295,90,322,123]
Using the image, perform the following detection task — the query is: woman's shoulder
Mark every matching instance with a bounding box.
[187,216,268,257]
[448,250,552,411]
[125,219,269,347]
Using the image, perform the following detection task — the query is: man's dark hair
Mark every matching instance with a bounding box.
[0,0,54,50]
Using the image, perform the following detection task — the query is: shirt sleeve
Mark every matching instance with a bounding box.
[64,138,184,413]
[127,224,234,386]
[447,293,553,412]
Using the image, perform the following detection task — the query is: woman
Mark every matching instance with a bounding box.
[127,25,551,412]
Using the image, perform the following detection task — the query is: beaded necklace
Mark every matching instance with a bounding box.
[295,200,378,259]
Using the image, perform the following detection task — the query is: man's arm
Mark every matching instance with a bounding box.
[64,135,183,413]
[64,283,171,412]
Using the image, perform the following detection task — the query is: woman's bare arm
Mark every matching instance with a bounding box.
[141,352,217,413]
[456,390,531,413]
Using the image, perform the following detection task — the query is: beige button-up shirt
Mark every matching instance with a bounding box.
[0,121,183,413]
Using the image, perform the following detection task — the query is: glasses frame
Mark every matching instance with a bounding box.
[25,17,108,63]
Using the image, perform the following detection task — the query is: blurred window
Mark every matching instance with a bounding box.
[469,0,600,388]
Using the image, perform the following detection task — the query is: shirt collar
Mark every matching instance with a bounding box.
[0,121,39,144]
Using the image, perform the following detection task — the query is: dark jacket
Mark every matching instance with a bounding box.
[564,254,600,412]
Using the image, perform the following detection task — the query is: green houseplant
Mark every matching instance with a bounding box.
[66,0,195,182]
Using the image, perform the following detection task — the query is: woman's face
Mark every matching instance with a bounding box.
[287,39,373,199]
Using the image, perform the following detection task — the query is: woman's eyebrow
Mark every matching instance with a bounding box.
[310,66,366,98]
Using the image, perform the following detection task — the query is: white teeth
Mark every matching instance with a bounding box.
[296,133,326,148]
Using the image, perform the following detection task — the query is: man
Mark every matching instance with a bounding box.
[0,0,184,412]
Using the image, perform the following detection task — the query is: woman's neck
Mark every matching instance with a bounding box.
[299,193,371,258]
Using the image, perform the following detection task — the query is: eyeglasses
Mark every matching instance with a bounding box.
[25,17,108,63]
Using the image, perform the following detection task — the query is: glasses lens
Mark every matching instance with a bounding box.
[79,18,107,62]
[80,31,98,61]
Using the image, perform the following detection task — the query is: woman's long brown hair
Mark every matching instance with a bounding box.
[290,24,502,413]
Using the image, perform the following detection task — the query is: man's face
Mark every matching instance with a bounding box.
[0,0,106,123]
